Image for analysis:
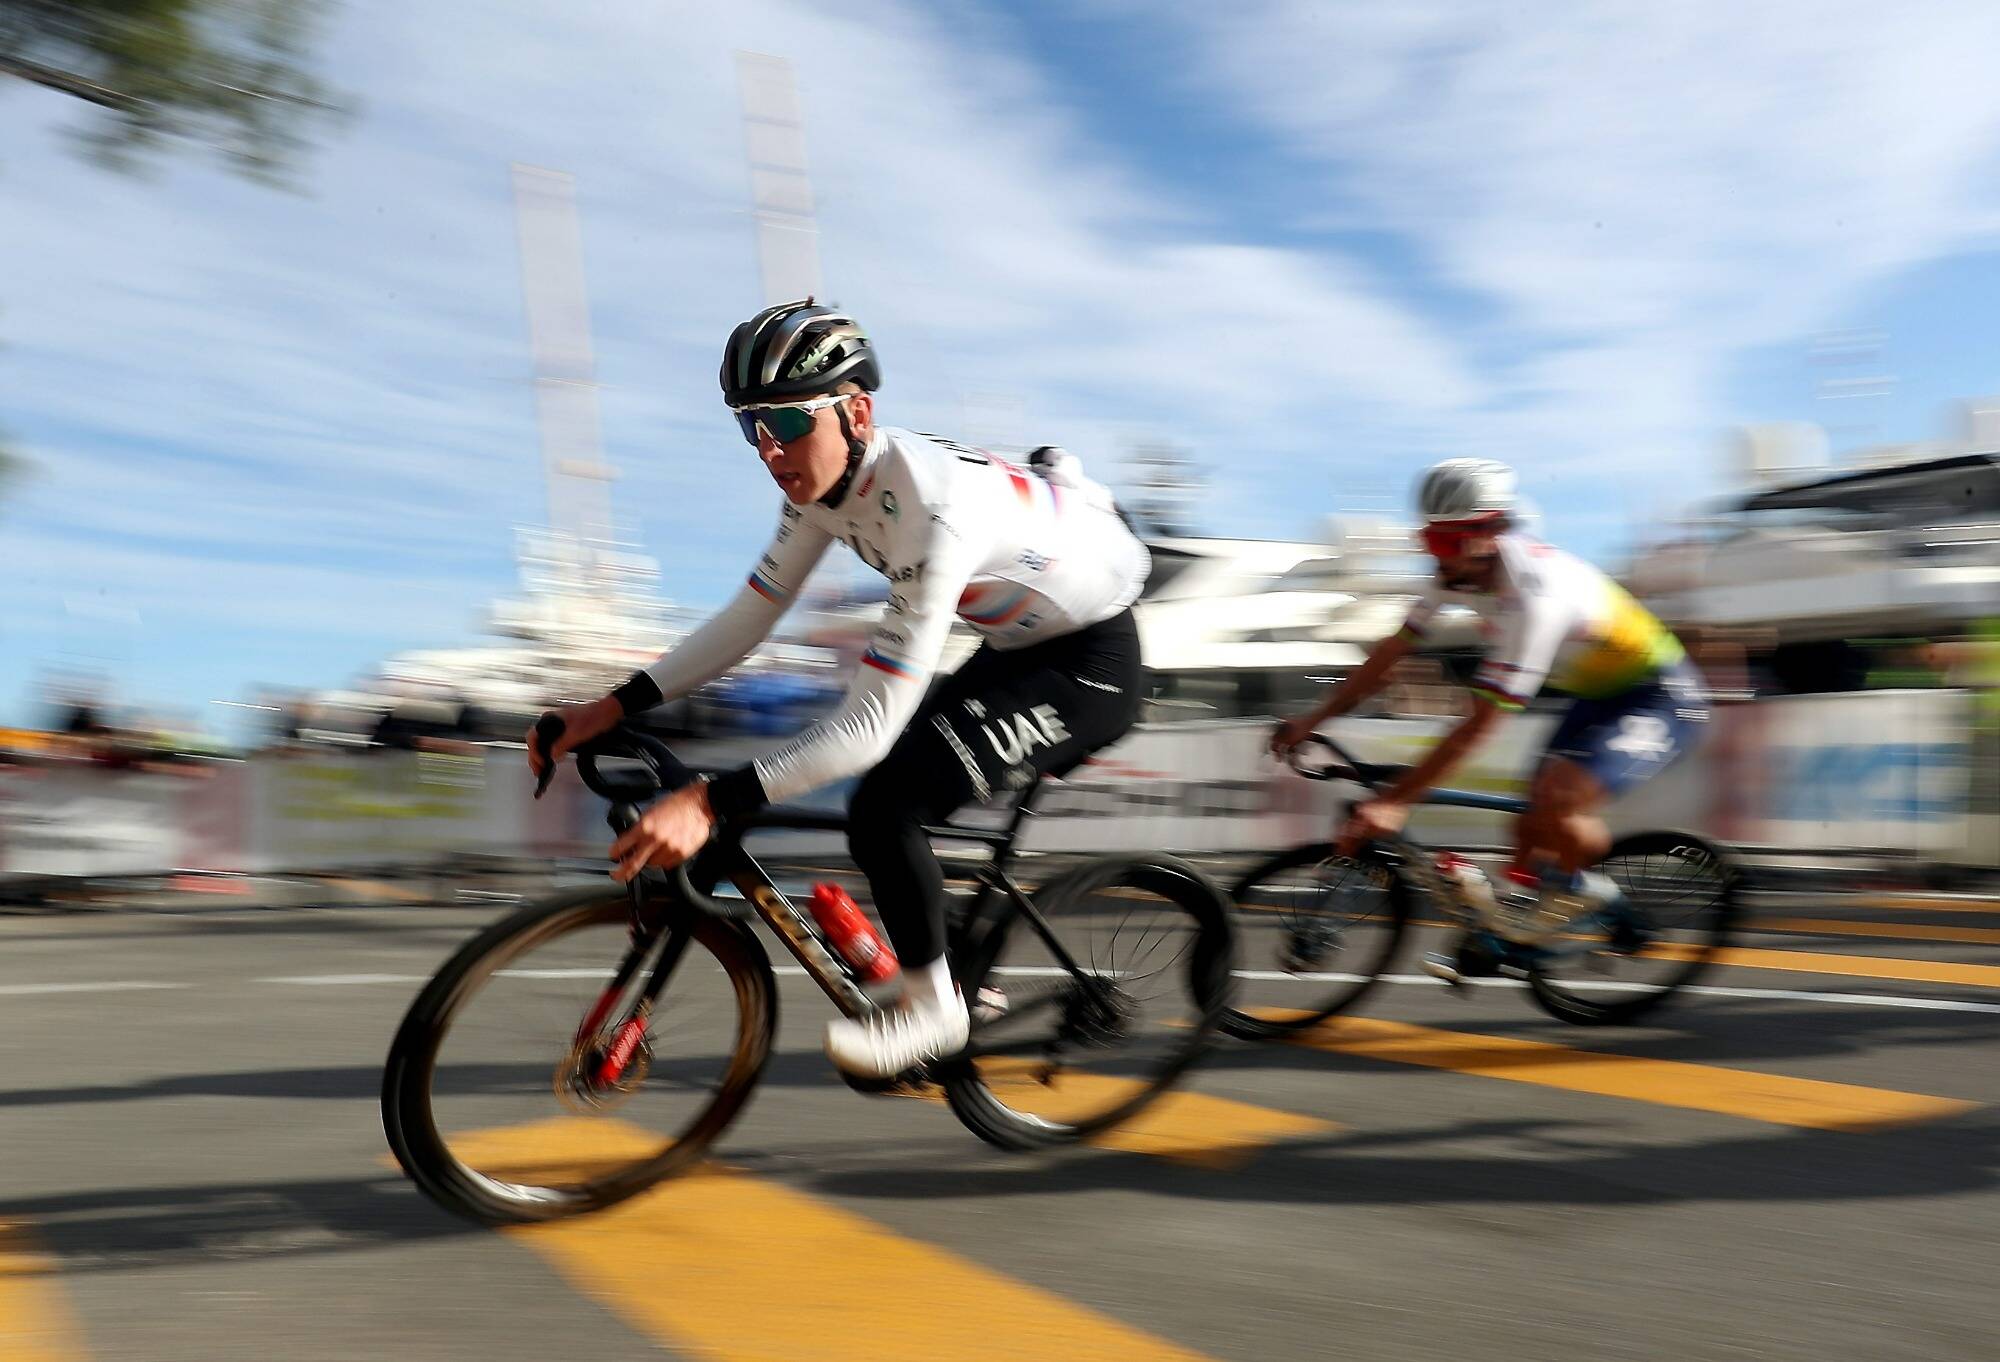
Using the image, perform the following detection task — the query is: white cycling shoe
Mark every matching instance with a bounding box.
[825,998,970,1079]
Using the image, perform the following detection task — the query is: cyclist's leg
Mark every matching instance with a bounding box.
[849,610,1143,976]
[835,612,1142,1074]
[845,647,1009,983]
[1516,662,1711,934]
[1515,753,1612,878]
[1431,735,1614,978]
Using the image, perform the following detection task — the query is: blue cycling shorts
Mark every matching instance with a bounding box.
[1541,660,1710,796]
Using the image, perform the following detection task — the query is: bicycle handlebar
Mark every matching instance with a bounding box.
[1287,732,1405,792]
[533,713,697,803]
[530,713,750,918]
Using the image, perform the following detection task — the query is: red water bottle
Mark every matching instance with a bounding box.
[808,884,901,985]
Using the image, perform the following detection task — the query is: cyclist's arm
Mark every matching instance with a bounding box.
[1378,698,1504,804]
[1295,586,1442,729]
[1303,629,1415,726]
[610,505,834,715]
[703,516,979,819]
[1376,590,1565,803]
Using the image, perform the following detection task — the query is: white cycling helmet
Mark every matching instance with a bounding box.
[1415,458,1517,524]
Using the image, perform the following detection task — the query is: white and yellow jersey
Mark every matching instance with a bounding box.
[1398,534,1684,711]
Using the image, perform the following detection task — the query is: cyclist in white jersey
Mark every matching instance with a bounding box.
[530,300,1151,1076]
[1272,459,1708,976]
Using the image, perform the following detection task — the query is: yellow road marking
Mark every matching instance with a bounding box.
[933,1061,1330,1170]
[0,1223,90,1362]
[1262,1013,1976,1132]
[1647,942,2000,989]
[1753,918,2000,947]
[1860,896,2000,915]
[449,1120,1221,1362]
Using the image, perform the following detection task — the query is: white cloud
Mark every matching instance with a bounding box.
[1151,0,2000,516]
[17,0,2000,722]
[3,0,1481,717]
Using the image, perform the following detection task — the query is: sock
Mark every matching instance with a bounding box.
[913,955,958,1014]
[1577,869,1622,903]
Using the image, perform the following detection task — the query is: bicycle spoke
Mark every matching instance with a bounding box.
[1222,846,1408,1036]
[949,860,1228,1145]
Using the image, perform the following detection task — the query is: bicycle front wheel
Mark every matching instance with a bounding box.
[382,887,776,1224]
[1220,843,1413,1040]
[1527,830,1740,1025]
[940,855,1234,1151]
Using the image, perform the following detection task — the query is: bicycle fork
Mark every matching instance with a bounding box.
[573,903,693,1090]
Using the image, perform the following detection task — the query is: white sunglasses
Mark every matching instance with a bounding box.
[731,393,849,445]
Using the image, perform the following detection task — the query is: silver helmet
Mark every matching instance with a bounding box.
[719,299,880,407]
[1415,458,1517,523]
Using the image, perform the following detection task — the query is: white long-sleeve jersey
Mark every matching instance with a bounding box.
[641,428,1150,806]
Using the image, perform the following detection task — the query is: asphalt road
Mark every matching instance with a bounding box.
[3,876,1998,1361]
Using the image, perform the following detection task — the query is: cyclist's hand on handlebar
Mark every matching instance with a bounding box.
[1269,712,1321,760]
[525,697,622,794]
[608,781,715,883]
[1335,797,1408,857]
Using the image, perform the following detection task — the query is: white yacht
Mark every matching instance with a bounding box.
[297,529,841,744]
[1134,517,1445,720]
[1629,447,2000,649]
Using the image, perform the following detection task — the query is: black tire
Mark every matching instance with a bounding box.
[1220,843,1415,1040]
[1526,830,1740,1026]
[382,887,776,1224]
[940,855,1235,1151]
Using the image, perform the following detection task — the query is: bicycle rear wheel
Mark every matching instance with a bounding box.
[1526,830,1740,1025]
[940,855,1234,1151]
[382,887,775,1224]
[1220,843,1414,1040]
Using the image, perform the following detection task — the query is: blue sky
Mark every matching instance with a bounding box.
[5,0,2000,730]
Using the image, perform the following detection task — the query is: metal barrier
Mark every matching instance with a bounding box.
[0,690,1987,884]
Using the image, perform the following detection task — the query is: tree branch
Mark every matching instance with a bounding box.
[0,51,142,112]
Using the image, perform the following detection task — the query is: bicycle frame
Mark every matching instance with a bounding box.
[661,777,1106,1024]
[1297,731,1527,930]
[1299,732,1698,958]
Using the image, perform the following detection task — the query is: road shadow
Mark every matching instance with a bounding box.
[0,1064,391,1108]
[0,1171,472,1276]
[804,1103,2000,1213]
[0,1052,862,1112]
[1223,997,2000,1074]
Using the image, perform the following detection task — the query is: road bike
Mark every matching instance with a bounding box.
[383,722,1234,1224]
[1223,732,1739,1036]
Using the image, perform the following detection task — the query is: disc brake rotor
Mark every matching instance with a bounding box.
[553,1030,653,1115]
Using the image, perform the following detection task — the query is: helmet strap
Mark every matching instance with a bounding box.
[818,402,869,508]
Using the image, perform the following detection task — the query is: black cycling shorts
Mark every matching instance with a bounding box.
[847,609,1144,964]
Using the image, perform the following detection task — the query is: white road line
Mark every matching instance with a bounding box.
[0,981,190,996]
[256,973,426,985]
[1231,969,2000,1015]
[1668,982,2000,1015]
[7,968,1993,1017]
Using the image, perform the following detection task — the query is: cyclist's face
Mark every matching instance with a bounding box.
[1435,534,1500,589]
[754,393,872,503]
